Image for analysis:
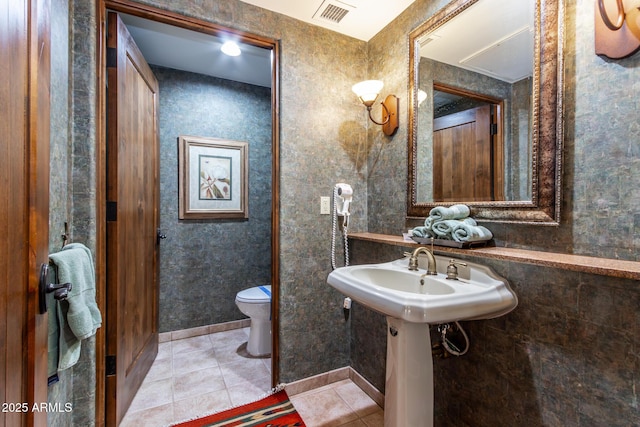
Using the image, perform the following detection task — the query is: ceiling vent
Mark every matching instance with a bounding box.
[313,0,354,25]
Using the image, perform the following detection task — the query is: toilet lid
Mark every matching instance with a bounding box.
[236,285,271,303]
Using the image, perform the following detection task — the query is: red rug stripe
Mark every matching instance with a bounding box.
[173,389,306,427]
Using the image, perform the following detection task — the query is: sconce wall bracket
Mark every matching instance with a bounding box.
[381,94,399,136]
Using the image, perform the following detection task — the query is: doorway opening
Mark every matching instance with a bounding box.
[97,2,280,425]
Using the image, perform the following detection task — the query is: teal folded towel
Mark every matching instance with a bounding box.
[424,216,436,229]
[432,219,461,239]
[411,226,435,238]
[48,243,102,372]
[429,204,470,221]
[452,223,493,243]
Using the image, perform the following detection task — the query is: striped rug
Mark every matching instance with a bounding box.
[172,389,305,427]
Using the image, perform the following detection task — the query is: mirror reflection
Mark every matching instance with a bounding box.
[413,0,535,204]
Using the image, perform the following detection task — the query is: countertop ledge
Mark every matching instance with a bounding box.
[348,232,640,281]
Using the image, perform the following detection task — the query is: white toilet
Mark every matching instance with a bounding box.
[235,285,272,357]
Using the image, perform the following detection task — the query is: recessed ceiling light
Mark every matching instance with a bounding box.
[221,41,241,57]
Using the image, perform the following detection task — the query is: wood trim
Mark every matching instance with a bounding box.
[95,1,107,426]
[348,232,640,281]
[95,2,281,423]
[27,0,51,424]
[270,38,281,389]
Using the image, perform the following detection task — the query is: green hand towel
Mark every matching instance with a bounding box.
[49,243,102,372]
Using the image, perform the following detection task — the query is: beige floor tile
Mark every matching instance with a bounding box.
[144,356,173,383]
[209,329,248,349]
[127,377,173,413]
[336,420,367,427]
[172,335,213,356]
[291,388,360,427]
[219,357,270,388]
[226,380,272,407]
[172,389,233,423]
[122,327,385,427]
[334,381,380,417]
[156,341,173,360]
[173,348,218,376]
[360,408,385,427]
[119,401,174,427]
[173,367,227,401]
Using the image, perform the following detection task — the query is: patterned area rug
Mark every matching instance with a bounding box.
[171,389,306,427]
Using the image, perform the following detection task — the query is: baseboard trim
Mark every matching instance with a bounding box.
[285,366,384,408]
[158,318,251,343]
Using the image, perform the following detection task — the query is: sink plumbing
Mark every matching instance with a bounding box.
[432,321,470,358]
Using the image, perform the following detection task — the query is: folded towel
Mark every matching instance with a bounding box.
[432,219,461,239]
[460,217,477,226]
[429,204,471,221]
[452,223,493,243]
[411,226,435,239]
[424,216,436,230]
[49,243,102,372]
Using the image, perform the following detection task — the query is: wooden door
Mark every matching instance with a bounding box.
[105,12,160,426]
[433,104,495,202]
[0,0,50,425]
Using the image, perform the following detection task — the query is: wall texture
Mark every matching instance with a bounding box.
[351,0,640,425]
[152,65,273,332]
[49,0,98,425]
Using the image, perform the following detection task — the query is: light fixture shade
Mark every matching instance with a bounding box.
[352,80,384,106]
[417,89,428,106]
[221,41,241,57]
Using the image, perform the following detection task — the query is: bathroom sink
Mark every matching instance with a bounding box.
[349,267,455,295]
[328,252,518,426]
[327,254,517,324]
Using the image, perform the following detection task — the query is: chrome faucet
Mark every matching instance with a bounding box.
[407,246,438,275]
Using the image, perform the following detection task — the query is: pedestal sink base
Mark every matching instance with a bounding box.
[385,317,433,427]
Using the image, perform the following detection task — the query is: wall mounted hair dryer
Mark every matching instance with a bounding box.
[331,183,353,270]
[334,183,353,217]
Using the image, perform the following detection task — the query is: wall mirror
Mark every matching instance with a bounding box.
[407,0,564,224]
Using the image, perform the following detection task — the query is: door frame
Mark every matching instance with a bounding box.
[95,1,281,424]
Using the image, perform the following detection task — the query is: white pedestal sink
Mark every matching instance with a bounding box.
[327,253,517,427]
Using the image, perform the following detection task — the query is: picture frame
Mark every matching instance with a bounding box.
[178,135,249,219]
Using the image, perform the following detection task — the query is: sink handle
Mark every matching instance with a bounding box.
[446,259,468,280]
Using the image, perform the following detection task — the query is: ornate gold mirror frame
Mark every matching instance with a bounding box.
[408,0,564,224]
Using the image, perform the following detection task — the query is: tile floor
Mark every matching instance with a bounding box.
[120,328,384,427]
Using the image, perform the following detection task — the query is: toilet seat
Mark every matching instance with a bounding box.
[235,285,271,304]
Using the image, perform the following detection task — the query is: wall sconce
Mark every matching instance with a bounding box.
[595,0,640,58]
[417,89,428,107]
[352,80,399,136]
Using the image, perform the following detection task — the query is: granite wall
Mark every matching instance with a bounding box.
[151,65,273,332]
[48,0,98,425]
[349,0,640,425]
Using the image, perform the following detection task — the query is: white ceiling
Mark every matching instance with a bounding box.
[419,0,534,83]
[120,14,274,87]
[238,0,416,41]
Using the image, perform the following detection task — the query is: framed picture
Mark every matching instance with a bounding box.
[178,135,249,219]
